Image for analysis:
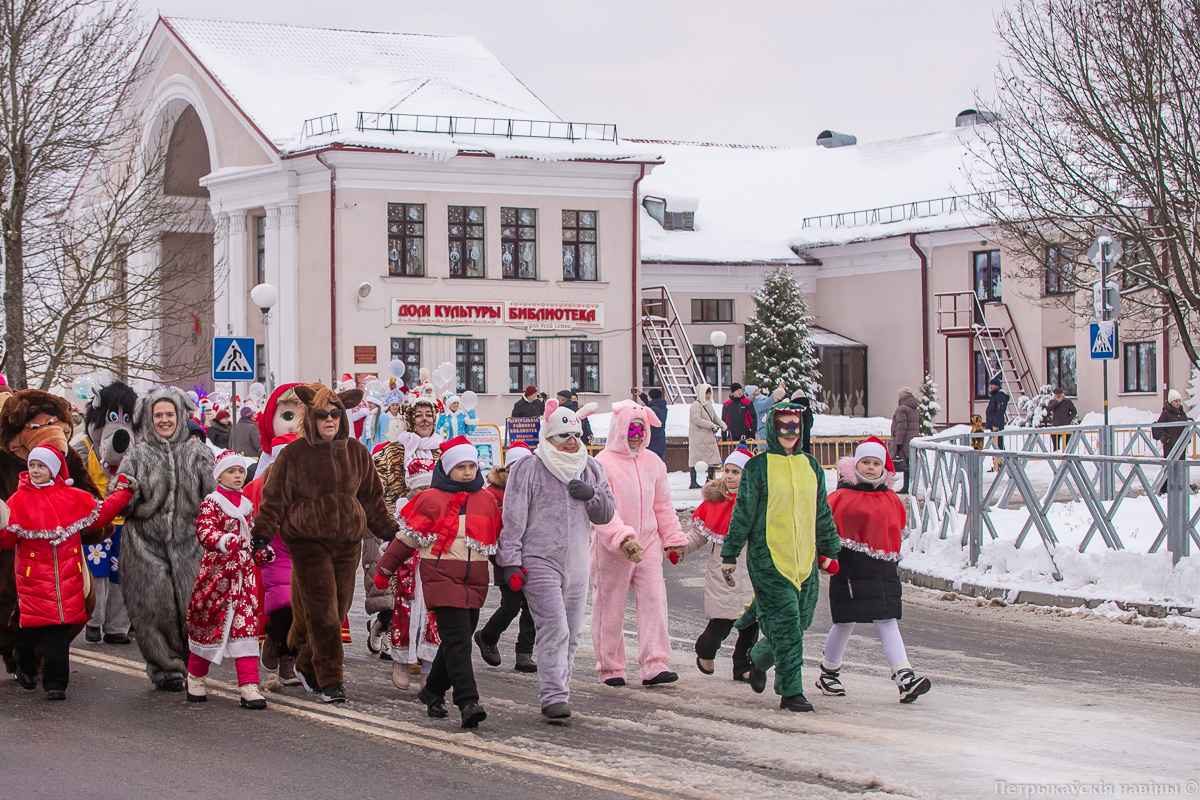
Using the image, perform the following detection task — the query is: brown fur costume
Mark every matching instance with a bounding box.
[0,389,107,674]
[250,384,398,691]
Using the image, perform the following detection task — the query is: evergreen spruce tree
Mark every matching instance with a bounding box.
[1187,363,1200,419]
[918,373,942,436]
[744,266,823,409]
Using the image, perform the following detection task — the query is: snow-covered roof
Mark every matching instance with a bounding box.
[636,128,990,263]
[160,17,661,163]
[809,327,865,348]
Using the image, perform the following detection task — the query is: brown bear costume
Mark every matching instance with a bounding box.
[250,383,397,699]
[0,389,109,674]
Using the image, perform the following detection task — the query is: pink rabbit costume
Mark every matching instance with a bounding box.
[591,400,686,684]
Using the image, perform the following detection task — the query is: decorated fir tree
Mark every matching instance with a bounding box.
[744,265,823,408]
[1187,363,1200,419]
[918,373,942,436]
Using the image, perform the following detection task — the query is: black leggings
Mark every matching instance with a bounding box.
[15,624,73,691]
[264,607,295,657]
[426,607,481,708]
[695,618,758,676]
[479,583,535,655]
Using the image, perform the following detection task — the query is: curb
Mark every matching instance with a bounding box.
[899,567,1196,619]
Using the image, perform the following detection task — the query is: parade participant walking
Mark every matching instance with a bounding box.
[377,436,502,728]
[360,394,389,453]
[383,390,406,442]
[118,388,216,692]
[591,401,687,687]
[185,451,275,710]
[721,403,840,712]
[1,447,133,700]
[436,395,477,440]
[688,384,724,488]
[498,404,614,719]
[250,384,398,704]
[684,447,756,680]
[816,438,931,704]
[638,388,669,461]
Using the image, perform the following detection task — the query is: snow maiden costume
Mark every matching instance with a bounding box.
[497,403,615,717]
[591,400,687,686]
[816,438,931,704]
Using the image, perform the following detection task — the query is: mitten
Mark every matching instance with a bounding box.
[819,555,839,575]
[620,536,643,564]
[503,565,528,591]
[567,480,595,501]
[250,538,275,566]
[218,534,243,554]
[721,563,737,587]
[373,572,391,591]
[665,546,684,565]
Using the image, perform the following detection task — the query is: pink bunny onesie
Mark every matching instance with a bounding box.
[591,400,687,683]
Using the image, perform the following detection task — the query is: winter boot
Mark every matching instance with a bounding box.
[460,701,487,729]
[541,702,571,720]
[392,661,411,690]
[893,668,931,704]
[688,468,700,490]
[474,631,502,667]
[514,652,537,673]
[816,662,845,697]
[780,693,814,713]
[186,673,207,703]
[240,683,268,710]
[260,638,280,690]
[278,654,301,686]
[85,626,101,643]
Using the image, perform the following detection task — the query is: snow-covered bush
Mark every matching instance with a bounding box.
[918,373,942,435]
[1015,384,1055,427]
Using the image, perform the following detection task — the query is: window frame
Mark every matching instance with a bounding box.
[390,337,421,386]
[570,340,601,394]
[973,249,1003,304]
[501,207,538,279]
[1046,346,1077,397]
[690,298,734,323]
[456,338,486,394]
[692,344,733,388]
[447,205,485,279]
[641,345,660,389]
[1044,246,1075,296]
[387,202,426,277]
[508,339,537,394]
[254,214,266,286]
[973,351,996,401]
[561,209,598,281]
[1122,341,1157,394]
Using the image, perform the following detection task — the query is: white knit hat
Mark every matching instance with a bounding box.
[28,446,71,485]
[440,435,478,472]
[723,447,754,471]
[213,450,247,481]
[1168,389,1183,404]
[854,438,889,465]
[505,441,533,464]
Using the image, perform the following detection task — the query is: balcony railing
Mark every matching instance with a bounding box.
[800,191,1000,230]
[301,113,340,139]
[355,113,618,143]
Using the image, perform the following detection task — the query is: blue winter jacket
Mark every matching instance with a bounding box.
[436,409,477,440]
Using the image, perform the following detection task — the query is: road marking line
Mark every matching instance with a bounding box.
[72,651,717,800]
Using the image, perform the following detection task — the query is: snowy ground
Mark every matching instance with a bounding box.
[588,403,890,442]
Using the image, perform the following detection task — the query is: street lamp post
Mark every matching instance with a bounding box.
[250,283,279,391]
[709,330,727,405]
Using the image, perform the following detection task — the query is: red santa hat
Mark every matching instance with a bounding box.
[213,450,248,481]
[505,441,533,464]
[440,435,478,472]
[854,436,895,473]
[28,446,72,485]
[723,446,754,471]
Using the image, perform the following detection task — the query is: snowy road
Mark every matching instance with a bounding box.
[2,555,1198,799]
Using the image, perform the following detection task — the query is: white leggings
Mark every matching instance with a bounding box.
[822,619,910,672]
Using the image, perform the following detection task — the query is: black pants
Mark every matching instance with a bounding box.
[1051,433,1065,452]
[695,618,758,676]
[426,607,481,707]
[264,607,295,657]
[479,583,535,655]
[15,624,73,691]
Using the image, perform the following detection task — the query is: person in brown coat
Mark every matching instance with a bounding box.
[890,388,919,494]
[250,383,398,703]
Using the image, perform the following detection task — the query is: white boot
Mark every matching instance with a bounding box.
[186,673,207,703]
[392,660,410,690]
[240,683,268,710]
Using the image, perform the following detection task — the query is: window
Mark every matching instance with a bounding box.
[973,250,1002,303]
[1123,342,1157,393]
[641,345,660,388]
[642,297,665,318]
[818,346,868,416]
[974,351,999,400]
[256,344,266,382]
[456,339,486,393]
[390,337,421,386]
[570,340,601,393]
[690,299,734,323]
[508,340,537,393]
[1044,246,1074,296]
[501,207,537,279]
[387,203,425,277]
[1046,346,1077,397]
[662,211,694,231]
[447,206,485,278]
[254,215,266,286]
[562,210,598,281]
[693,344,733,388]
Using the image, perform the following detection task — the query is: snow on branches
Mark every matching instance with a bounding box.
[744,266,824,411]
[918,373,942,435]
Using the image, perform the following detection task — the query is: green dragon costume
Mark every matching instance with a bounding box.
[721,403,840,697]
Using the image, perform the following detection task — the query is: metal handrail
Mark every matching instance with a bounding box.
[800,191,1000,230]
[301,113,340,139]
[355,112,618,142]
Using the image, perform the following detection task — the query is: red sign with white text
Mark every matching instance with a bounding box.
[391,300,604,330]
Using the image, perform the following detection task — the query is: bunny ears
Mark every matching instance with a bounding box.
[543,398,597,420]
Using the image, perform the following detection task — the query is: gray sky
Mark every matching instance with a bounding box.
[141,0,1006,147]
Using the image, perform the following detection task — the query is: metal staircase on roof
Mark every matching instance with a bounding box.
[641,286,703,405]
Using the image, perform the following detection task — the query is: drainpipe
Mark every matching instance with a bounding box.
[317,152,337,384]
[632,164,646,388]
[909,233,931,376]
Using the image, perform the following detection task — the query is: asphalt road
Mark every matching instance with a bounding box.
[2,551,1198,800]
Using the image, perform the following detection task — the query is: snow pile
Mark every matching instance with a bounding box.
[1078,406,1157,426]
[588,403,890,441]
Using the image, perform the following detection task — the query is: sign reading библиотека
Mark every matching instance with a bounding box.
[392,300,604,330]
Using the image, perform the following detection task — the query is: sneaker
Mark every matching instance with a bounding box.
[186,674,207,703]
[816,663,845,697]
[541,702,571,720]
[780,693,814,713]
[379,638,393,662]
[418,687,448,718]
[459,701,487,729]
[240,683,268,709]
[391,661,410,690]
[15,669,36,691]
[319,684,346,704]
[85,626,101,644]
[749,666,767,695]
[894,668,932,704]
[642,671,678,686]
[367,616,387,654]
[295,665,319,694]
[695,655,715,675]
[102,632,131,645]
[474,631,501,667]
[514,652,537,673]
[46,689,66,701]
[278,654,301,687]
[603,677,626,687]
[260,637,280,672]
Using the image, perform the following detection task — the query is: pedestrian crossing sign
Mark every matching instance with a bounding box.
[212,337,256,381]
[1089,321,1118,360]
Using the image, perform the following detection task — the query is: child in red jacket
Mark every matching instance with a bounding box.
[816,437,931,704]
[0,446,132,700]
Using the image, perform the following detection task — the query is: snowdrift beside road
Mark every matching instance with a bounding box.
[588,402,890,442]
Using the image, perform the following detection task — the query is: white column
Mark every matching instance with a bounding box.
[275,202,300,381]
[227,212,248,336]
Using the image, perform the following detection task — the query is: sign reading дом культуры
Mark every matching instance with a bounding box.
[391,300,604,330]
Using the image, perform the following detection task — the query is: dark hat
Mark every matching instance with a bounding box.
[187,419,206,437]
[988,376,1002,388]
[556,389,573,401]
[730,382,743,393]
[649,387,663,400]
[239,406,255,420]
[524,385,538,396]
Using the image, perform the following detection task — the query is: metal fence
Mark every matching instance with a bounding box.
[909,420,1199,572]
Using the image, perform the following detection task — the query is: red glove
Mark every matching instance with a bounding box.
[819,556,839,575]
[504,566,528,592]
[374,572,391,591]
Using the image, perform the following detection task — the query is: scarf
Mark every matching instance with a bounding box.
[427,462,485,556]
[536,441,587,485]
[207,487,253,539]
[398,430,443,489]
[854,468,887,488]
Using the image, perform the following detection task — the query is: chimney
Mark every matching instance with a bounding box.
[816,130,857,148]
[955,109,998,127]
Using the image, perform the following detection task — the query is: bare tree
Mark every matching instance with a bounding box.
[970,0,1200,364]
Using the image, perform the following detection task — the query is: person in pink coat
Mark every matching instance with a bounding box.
[591,400,687,686]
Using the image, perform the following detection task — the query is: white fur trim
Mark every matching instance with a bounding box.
[28,446,62,479]
[839,537,902,562]
[505,446,532,463]
[439,440,478,472]
[216,533,240,555]
[690,516,725,545]
[213,452,247,482]
[723,449,752,470]
[854,441,888,465]
[206,491,253,541]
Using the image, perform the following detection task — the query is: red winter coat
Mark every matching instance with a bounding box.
[0,473,131,627]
